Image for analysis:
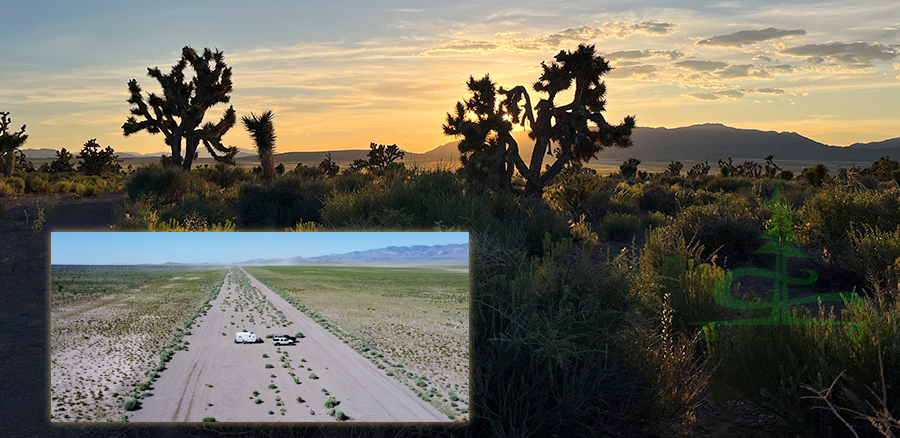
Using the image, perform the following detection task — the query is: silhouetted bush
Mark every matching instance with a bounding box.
[639,183,680,214]
[705,176,754,193]
[126,165,190,203]
[799,187,900,263]
[672,194,764,264]
[237,175,332,228]
[602,213,641,241]
[802,163,830,187]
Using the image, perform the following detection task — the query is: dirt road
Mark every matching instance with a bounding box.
[128,268,448,423]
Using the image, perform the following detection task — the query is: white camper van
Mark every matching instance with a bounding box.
[235,332,258,344]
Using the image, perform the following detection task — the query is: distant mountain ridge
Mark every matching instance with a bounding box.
[237,243,469,266]
[23,124,900,165]
[416,123,900,164]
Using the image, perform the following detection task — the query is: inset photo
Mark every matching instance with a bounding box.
[50,232,469,423]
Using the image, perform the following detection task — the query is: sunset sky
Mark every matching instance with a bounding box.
[3,0,899,155]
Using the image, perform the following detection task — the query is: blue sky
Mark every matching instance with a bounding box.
[3,1,899,154]
[50,232,469,265]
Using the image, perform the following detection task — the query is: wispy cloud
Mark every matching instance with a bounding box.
[697,28,807,47]
[714,64,771,79]
[780,41,898,67]
[672,60,729,71]
[605,49,686,60]
[749,87,785,94]
[388,8,423,12]
[683,90,745,101]
[426,21,678,55]
[607,64,658,79]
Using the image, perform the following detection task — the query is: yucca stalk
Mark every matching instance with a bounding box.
[242,110,277,181]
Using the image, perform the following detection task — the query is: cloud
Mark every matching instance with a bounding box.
[605,49,686,60]
[697,28,807,47]
[672,60,729,71]
[428,40,501,53]
[714,64,771,78]
[780,42,899,66]
[750,87,785,94]
[752,55,772,62]
[633,21,678,36]
[683,90,745,101]
[607,64,659,79]
[765,64,795,73]
[426,21,677,55]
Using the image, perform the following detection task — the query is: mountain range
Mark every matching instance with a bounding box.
[22,123,900,165]
[235,243,469,266]
[416,124,900,165]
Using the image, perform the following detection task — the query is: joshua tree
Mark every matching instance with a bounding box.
[443,44,635,195]
[242,110,277,181]
[318,153,339,177]
[77,139,122,176]
[366,143,405,171]
[122,46,238,171]
[0,111,28,177]
[620,158,641,179]
[50,148,76,173]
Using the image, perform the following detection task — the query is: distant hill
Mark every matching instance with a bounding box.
[23,124,900,167]
[847,137,900,150]
[238,243,469,266]
[414,124,900,164]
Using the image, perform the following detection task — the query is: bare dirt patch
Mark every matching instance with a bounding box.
[128,269,450,423]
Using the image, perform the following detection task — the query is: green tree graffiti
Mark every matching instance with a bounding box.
[696,182,866,341]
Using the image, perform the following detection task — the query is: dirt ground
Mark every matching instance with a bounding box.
[128,268,449,423]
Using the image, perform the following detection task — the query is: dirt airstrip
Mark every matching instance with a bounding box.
[127,268,448,423]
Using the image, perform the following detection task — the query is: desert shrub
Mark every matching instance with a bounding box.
[309,373,318,379]
[265,364,273,369]
[799,186,900,263]
[802,163,830,187]
[123,398,138,411]
[602,213,641,241]
[619,294,712,436]
[643,211,669,230]
[332,170,375,193]
[708,292,900,437]
[639,183,681,214]
[334,410,348,421]
[705,176,754,193]
[322,169,486,229]
[22,174,50,193]
[324,396,338,408]
[194,163,250,188]
[470,232,649,436]
[236,175,332,228]
[254,398,263,404]
[201,417,216,422]
[126,164,192,203]
[845,224,900,291]
[544,168,621,220]
[671,194,765,264]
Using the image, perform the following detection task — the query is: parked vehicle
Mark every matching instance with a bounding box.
[272,334,294,346]
[235,332,258,344]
